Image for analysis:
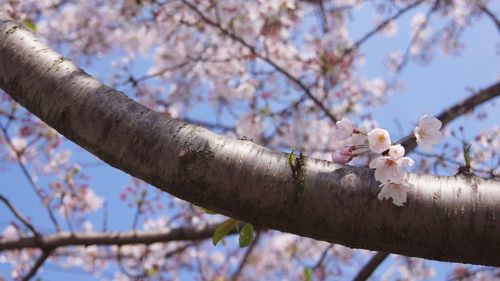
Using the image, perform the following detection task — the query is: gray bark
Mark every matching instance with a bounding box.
[0,12,499,266]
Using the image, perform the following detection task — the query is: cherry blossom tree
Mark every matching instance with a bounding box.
[0,0,499,280]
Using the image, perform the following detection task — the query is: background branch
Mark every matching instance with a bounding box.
[0,194,40,237]
[402,81,500,153]
[0,224,226,251]
[0,124,61,232]
[230,232,261,281]
[180,0,338,122]
[352,252,390,281]
[22,248,54,281]
[478,3,500,33]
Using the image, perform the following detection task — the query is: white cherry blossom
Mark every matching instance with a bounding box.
[388,144,405,159]
[414,114,444,151]
[367,128,391,153]
[378,181,414,207]
[333,118,354,140]
[369,154,414,183]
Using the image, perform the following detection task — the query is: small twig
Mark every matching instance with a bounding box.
[230,232,261,281]
[312,244,334,270]
[352,252,390,281]
[358,1,422,48]
[22,248,54,281]
[403,81,500,154]
[390,5,435,78]
[0,194,40,237]
[342,0,423,59]
[180,0,338,123]
[478,3,500,33]
[102,201,108,232]
[60,193,74,233]
[117,246,147,279]
[132,190,147,230]
[306,243,334,279]
[414,150,498,179]
[0,124,61,231]
[195,243,208,281]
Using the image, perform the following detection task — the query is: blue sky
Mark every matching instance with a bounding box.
[1,2,499,280]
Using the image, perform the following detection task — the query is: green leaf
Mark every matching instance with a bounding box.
[259,106,272,116]
[212,218,238,246]
[238,223,254,248]
[72,166,80,175]
[463,142,472,169]
[288,150,295,167]
[199,207,217,215]
[146,267,159,277]
[23,20,37,32]
[304,268,313,281]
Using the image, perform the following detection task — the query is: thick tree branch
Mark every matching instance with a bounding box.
[352,69,500,281]
[0,12,499,266]
[0,224,220,251]
[350,48,500,281]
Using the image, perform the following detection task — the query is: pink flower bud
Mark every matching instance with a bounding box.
[332,146,355,164]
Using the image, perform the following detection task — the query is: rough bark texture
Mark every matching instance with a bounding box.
[0,12,499,266]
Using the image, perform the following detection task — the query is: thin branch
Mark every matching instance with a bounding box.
[131,191,146,230]
[180,0,338,123]
[478,3,500,33]
[195,243,208,281]
[448,266,500,281]
[352,0,423,50]
[0,224,228,250]
[414,150,499,179]
[312,244,334,270]
[402,81,500,153]
[117,246,147,279]
[0,124,61,232]
[230,232,261,281]
[336,0,423,69]
[102,201,108,232]
[0,194,40,237]
[352,252,390,281]
[307,244,334,279]
[390,6,435,76]
[437,82,500,125]
[60,193,74,233]
[22,248,54,281]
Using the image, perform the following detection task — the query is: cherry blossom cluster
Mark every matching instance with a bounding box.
[331,115,444,206]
